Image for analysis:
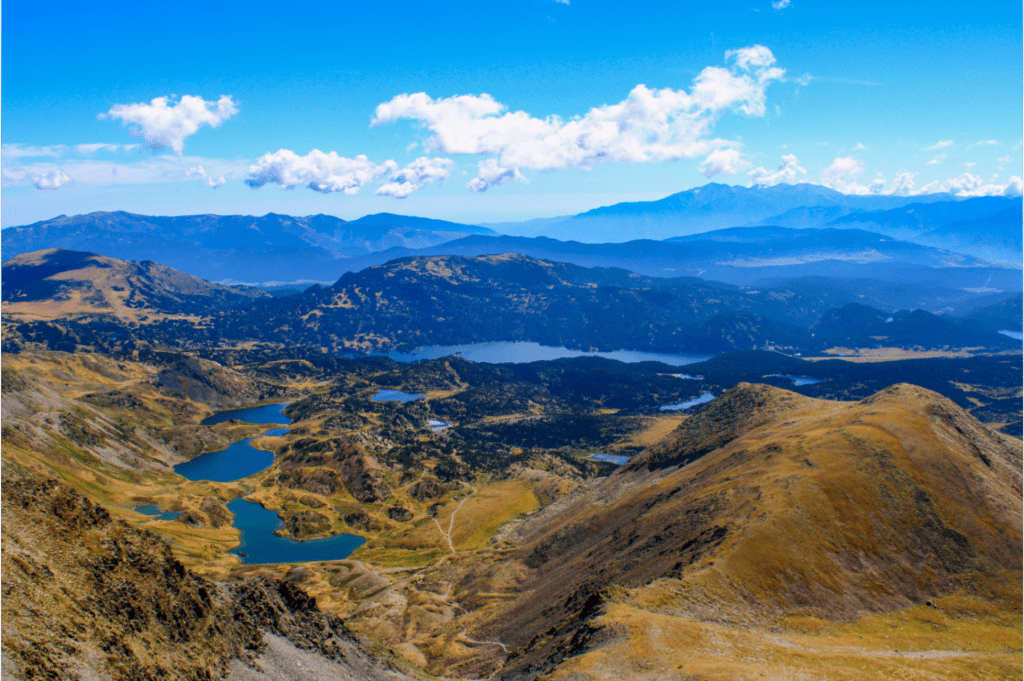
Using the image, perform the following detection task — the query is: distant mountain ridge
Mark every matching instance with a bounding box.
[1,210,495,283]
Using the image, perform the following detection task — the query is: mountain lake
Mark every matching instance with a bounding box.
[386,341,713,366]
[174,402,364,564]
[660,392,716,411]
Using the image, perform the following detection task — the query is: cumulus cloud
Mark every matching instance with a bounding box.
[820,156,871,193]
[925,140,953,150]
[771,0,791,8]
[927,155,945,165]
[245,149,397,194]
[3,166,72,190]
[699,148,750,177]
[467,159,526,192]
[373,46,784,190]
[101,95,238,154]
[749,153,806,186]
[376,156,454,198]
[186,165,226,188]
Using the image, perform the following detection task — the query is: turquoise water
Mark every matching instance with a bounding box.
[228,498,365,565]
[660,392,716,411]
[135,505,183,521]
[201,403,291,426]
[387,341,712,367]
[173,429,287,482]
[372,389,426,402]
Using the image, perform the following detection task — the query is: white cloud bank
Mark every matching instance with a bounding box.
[245,149,398,194]
[818,154,1021,197]
[372,45,785,190]
[699,148,750,178]
[101,95,238,154]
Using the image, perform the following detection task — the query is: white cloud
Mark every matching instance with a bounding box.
[699,148,750,177]
[967,139,999,149]
[100,95,238,154]
[794,73,812,86]
[771,0,791,9]
[467,159,526,192]
[820,156,873,194]
[373,46,784,190]
[555,0,569,4]
[3,166,72,190]
[852,142,865,151]
[998,156,1011,163]
[376,156,454,198]
[1,144,66,160]
[963,162,976,169]
[924,140,953,150]
[186,164,226,188]
[245,149,397,194]
[927,154,945,165]
[921,173,1023,197]
[74,143,139,155]
[749,153,806,186]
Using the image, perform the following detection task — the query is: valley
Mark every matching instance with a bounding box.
[2,203,1021,680]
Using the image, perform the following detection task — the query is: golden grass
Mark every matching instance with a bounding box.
[547,601,1023,681]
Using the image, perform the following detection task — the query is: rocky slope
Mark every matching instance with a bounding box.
[1,472,412,681]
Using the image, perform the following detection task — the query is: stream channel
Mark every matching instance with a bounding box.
[171,403,365,564]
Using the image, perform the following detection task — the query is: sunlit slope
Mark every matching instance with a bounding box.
[2,248,268,322]
[485,383,1022,677]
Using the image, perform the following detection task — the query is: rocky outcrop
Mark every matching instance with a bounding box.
[1,474,409,681]
[280,437,391,503]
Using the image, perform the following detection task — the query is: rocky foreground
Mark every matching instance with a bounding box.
[1,473,412,681]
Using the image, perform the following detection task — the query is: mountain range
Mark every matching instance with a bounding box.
[2,183,1019,287]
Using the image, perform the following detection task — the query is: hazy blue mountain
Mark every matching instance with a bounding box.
[825,196,1022,263]
[1,211,494,283]
[332,227,1020,293]
[526,183,959,241]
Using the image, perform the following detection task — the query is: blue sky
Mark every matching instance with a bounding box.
[2,0,1021,227]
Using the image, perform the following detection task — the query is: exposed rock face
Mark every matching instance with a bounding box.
[284,511,332,539]
[155,355,266,409]
[1,474,409,681]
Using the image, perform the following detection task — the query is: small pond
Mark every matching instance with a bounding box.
[372,389,426,402]
[660,392,716,412]
[228,498,365,565]
[588,452,630,466]
[135,505,182,521]
[763,374,823,386]
[427,419,451,432]
[386,341,712,367]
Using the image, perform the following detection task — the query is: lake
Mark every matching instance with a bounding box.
[764,374,823,386]
[387,341,712,366]
[173,429,287,482]
[998,330,1023,341]
[660,392,716,411]
[228,498,365,565]
[201,403,291,426]
[372,389,426,402]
